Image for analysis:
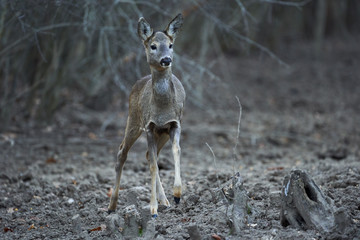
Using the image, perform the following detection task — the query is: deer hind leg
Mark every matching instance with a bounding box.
[170,124,182,204]
[108,124,141,213]
[155,134,170,207]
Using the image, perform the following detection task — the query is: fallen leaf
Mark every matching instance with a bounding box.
[72,180,77,185]
[211,234,222,240]
[46,157,57,164]
[2,132,17,139]
[89,226,101,232]
[267,166,284,171]
[40,224,49,229]
[97,208,108,212]
[7,208,14,214]
[107,187,113,198]
[28,224,36,230]
[33,195,41,200]
[88,132,97,140]
[88,224,106,232]
[181,217,191,223]
[4,227,13,232]
[78,201,84,209]
[1,133,16,146]
[101,224,106,231]
[187,181,196,185]
[30,216,40,221]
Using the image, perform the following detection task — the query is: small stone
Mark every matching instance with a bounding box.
[20,171,33,182]
[123,205,142,237]
[187,194,200,205]
[143,219,156,240]
[72,214,82,233]
[0,173,11,180]
[187,224,201,240]
[317,147,348,161]
[65,167,75,173]
[106,213,123,236]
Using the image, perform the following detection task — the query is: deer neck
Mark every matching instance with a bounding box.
[151,68,174,105]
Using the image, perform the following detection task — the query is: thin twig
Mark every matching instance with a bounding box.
[206,142,220,188]
[260,0,312,8]
[235,0,250,34]
[176,54,222,82]
[232,96,242,172]
[34,32,47,62]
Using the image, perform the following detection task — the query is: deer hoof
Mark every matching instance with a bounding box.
[174,196,181,204]
[107,209,115,214]
[152,214,158,219]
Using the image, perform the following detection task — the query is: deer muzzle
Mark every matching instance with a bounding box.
[160,57,172,67]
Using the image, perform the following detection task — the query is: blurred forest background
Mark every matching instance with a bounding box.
[0,0,359,131]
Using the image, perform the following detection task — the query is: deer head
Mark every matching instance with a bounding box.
[138,14,183,71]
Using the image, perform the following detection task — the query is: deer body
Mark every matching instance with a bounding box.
[108,14,185,218]
[136,73,185,128]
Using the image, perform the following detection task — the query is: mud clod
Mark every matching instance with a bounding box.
[187,224,201,239]
[220,172,254,235]
[123,204,142,237]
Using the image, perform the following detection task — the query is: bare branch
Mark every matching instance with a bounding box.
[232,96,242,167]
[260,0,312,8]
[34,32,47,62]
[195,1,289,67]
[0,22,83,56]
[206,142,220,188]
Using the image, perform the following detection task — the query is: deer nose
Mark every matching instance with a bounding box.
[160,57,172,66]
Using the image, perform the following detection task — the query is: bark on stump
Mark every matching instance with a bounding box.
[280,169,336,232]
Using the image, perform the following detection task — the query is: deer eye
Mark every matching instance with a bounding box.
[150,45,157,50]
[169,44,173,49]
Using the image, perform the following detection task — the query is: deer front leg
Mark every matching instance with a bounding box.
[146,127,159,218]
[170,125,182,204]
[146,152,170,207]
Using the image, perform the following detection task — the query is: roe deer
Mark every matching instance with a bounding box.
[108,14,185,218]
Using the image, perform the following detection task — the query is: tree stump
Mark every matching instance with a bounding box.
[280,169,336,232]
[222,172,252,234]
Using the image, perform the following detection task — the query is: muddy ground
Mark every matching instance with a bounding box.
[1,38,360,239]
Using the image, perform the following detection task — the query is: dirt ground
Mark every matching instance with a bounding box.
[1,38,360,239]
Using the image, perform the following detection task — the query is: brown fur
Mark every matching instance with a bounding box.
[108,14,185,217]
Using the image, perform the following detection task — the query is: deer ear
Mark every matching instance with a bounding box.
[165,14,183,40]
[138,17,153,41]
